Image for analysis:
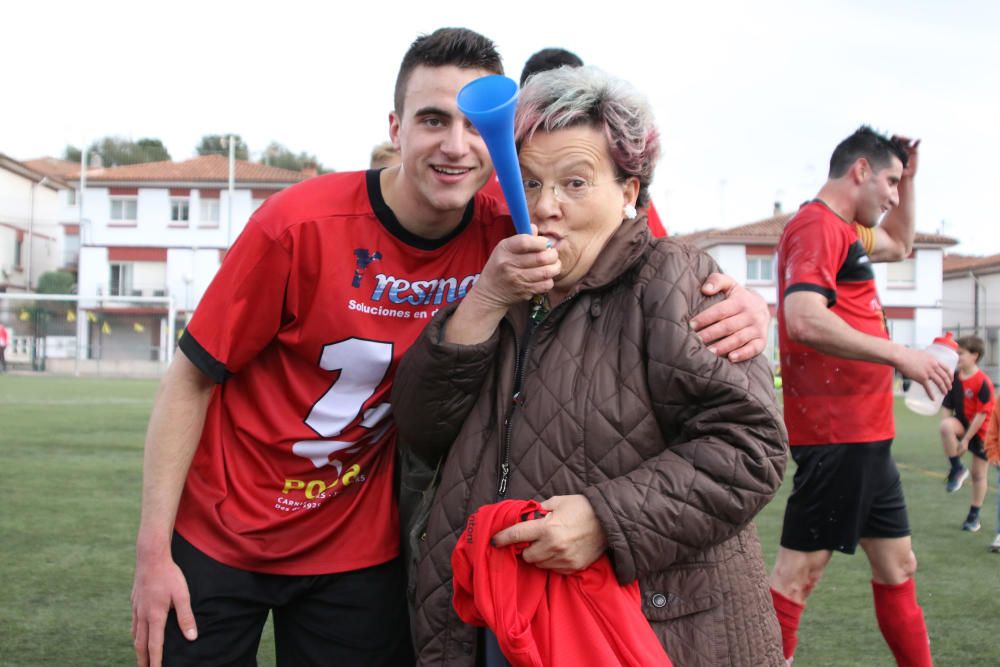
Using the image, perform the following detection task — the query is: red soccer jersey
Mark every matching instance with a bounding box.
[942,368,995,440]
[777,200,894,446]
[644,200,667,238]
[175,170,514,575]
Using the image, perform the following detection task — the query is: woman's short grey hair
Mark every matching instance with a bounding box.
[514,65,660,208]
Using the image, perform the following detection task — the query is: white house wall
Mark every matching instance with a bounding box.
[944,271,1000,331]
[133,261,167,294]
[913,307,943,349]
[166,247,222,312]
[710,245,748,284]
[77,246,109,298]
[0,167,64,288]
[943,275,974,329]
[872,249,943,308]
[0,168,36,221]
[78,186,261,310]
[81,187,256,249]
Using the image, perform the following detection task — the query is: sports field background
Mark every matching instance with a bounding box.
[0,374,997,666]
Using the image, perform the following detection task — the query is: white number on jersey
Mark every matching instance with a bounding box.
[304,337,394,437]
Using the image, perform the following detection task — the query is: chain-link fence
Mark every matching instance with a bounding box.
[943,324,999,385]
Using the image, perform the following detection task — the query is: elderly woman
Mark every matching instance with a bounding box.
[392,66,786,666]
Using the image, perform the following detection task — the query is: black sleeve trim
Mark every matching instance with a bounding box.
[785,282,836,307]
[942,372,960,412]
[978,380,993,404]
[178,331,230,384]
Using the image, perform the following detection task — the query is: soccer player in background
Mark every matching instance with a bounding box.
[768,126,953,666]
[939,335,995,531]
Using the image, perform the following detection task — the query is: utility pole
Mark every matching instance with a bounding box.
[76,148,88,372]
[227,135,235,247]
[28,176,50,290]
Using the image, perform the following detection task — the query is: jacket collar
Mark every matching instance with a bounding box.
[562,214,651,299]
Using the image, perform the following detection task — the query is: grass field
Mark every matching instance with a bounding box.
[0,373,997,666]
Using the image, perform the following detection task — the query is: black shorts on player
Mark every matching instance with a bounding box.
[966,434,988,461]
[780,440,910,554]
[163,533,414,667]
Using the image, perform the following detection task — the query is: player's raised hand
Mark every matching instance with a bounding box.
[892,135,920,179]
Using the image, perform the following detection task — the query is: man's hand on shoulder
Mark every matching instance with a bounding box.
[691,273,770,363]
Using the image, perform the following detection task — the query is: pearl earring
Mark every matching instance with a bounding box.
[623,204,638,220]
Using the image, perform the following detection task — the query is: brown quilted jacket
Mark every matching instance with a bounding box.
[392,218,787,666]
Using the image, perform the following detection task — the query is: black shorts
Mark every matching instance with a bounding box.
[968,434,988,461]
[164,533,413,667]
[952,414,989,461]
[780,440,910,555]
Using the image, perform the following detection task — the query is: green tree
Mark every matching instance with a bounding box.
[37,271,76,294]
[260,142,327,173]
[196,134,249,160]
[63,146,82,163]
[84,136,171,167]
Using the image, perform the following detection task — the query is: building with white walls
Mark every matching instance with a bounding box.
[64,155,306,362]
[942,253,1000,382]
[0,153,67,292]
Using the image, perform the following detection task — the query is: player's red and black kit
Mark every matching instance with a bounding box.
[942,368,995,460]
[776,200,908,554]
[169,170,513,664]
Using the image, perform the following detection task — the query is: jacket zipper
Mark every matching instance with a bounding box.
[496,295,563,499]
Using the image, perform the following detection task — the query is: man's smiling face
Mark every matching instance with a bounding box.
[389,65,495,221]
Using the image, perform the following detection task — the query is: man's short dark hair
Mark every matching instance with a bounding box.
[828,125,909,178]
[394,28,503,114]
[519,48,583,86]
[957,335,985,362]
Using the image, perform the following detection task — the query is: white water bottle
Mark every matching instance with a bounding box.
[904,332,959,416]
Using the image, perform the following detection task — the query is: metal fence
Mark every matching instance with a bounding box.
[0,292,176,377]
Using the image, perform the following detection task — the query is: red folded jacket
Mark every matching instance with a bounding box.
[451,499,672,667]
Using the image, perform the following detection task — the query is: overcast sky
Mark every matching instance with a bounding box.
[4,0,998,254]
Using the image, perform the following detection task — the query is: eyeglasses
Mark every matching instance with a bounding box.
[521,176,624,204]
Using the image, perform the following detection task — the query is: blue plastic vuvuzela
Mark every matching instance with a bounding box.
[457,75,532,236]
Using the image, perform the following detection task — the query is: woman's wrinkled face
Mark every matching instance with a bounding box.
[518,126,638,293]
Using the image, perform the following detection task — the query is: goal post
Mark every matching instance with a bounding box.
[0,292,177,377]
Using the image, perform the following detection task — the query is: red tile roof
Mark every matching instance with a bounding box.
[83,155,308,184]
[673,212,957,248]
[23,157,81,180]
[943,253,1000,275]
[0,153,69,189]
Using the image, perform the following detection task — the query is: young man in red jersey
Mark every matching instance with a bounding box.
[130,28,771,667]
[768,126,954,666]
[940,335,995,530]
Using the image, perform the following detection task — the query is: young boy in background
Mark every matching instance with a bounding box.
[940,335,995,531]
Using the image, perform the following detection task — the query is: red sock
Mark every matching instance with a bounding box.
[871,578,932,667]
[771,587,805,661]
